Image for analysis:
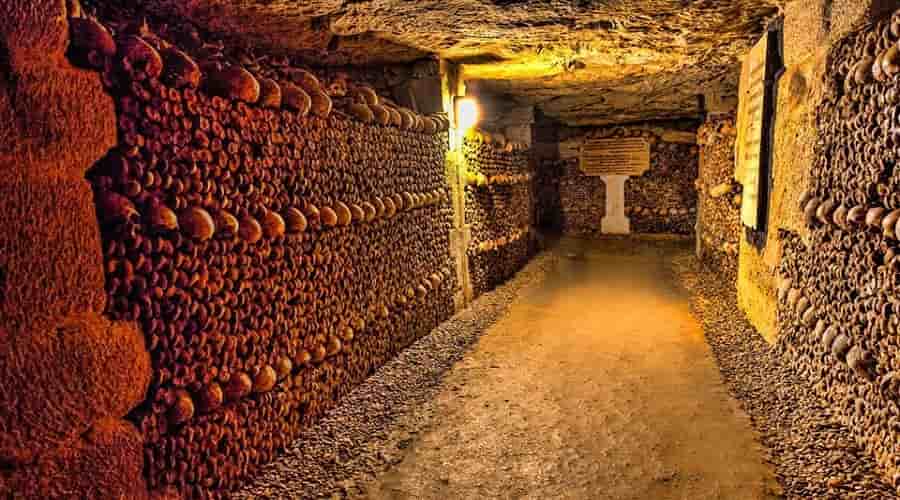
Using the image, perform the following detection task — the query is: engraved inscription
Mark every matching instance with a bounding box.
[580,137,651,177]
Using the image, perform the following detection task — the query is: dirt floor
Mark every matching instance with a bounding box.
[238,236,892,499]
[363,237,780,500]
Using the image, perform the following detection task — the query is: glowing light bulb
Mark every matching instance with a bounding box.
[456,97,479,131]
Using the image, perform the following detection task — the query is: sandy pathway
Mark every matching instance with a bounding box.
[365,238,780,500]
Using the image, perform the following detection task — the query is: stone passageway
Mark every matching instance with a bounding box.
[12,3,900,498]
[366,238,779,499]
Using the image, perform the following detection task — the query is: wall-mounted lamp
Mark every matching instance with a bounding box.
[455,96,479,131]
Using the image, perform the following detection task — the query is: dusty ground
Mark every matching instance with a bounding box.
[238,236,894,499]
[234,250,561,499]
[364,237,780,500]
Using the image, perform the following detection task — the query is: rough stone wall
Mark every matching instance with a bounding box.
[0,2,151,499]
[463,131,536,298]
[466,92,535,146]
[531,111,562,164]
[548,125,699,236]
[533,158,568,232]
[4,9,457,500]
[776,8,900,494]
[696,114,740,279]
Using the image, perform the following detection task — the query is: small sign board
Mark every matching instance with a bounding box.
[579,137,651,177]
[736,31,775,230]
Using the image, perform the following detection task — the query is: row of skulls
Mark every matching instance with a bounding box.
[67,7,459,500]
[779,9,900,495]
[462,135,537,298]
[67,14,450,132]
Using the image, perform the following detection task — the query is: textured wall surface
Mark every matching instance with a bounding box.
[696,114,740,279]
[462,131,536,298]
[0,2,151,498]
[556,158,607,237]
[624,137,699,236]
[776,8,900,493]
[33,9,459,499]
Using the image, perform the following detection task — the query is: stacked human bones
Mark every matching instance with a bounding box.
[778,9,900,495]
[463,129,536,297]
[68,12,455,499]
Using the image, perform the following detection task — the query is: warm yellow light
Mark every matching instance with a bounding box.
[456,97,479,131]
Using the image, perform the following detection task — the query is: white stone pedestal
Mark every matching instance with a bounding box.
[600,174,630,235]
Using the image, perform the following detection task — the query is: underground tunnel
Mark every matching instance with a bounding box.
[5,0,900,498]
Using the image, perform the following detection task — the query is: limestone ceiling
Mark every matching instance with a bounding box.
[114,0,783,125]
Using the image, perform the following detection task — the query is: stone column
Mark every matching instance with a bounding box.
[0,2,151,498]
[600,175,630,234]
[446,148,473,310]
[440,60,472,310]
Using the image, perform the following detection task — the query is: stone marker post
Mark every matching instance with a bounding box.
[580,133,651,235]
[600,174,630,234]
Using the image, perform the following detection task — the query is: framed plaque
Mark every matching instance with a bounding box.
[579,137,651,177]
[736,29,779,230]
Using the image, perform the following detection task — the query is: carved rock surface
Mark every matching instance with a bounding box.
[92,0,780,124]
[0,8,146,500]
[0,417,149,500]
[0,314,150,464]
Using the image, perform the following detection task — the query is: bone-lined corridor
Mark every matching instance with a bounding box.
[5,1,900,498]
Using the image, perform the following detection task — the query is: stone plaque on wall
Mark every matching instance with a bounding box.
[736,31,775,230]
[579,137,651,177]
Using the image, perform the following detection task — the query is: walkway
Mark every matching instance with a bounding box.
[365,238,779,500]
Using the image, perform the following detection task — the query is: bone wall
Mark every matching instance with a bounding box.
[53,11,457,500]
[552,158,606,236]
[776,8,900,494]
[697,114,740,279]
[624,136,699,236]
[462,130,537,298]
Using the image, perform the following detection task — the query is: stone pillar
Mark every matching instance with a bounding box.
[441,60,472,310]
[0,2,151,498]
[600,175,630,234]
[446,149,473,310]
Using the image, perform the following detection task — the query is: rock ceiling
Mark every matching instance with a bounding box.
[115,1,782,125]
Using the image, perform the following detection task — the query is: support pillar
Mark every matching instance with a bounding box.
[440,60,472,310]
[0,2,151,498]
[600,175,630,234]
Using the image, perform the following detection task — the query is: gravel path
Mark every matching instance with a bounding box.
[233,251,560,499]
[670,254,897,499]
